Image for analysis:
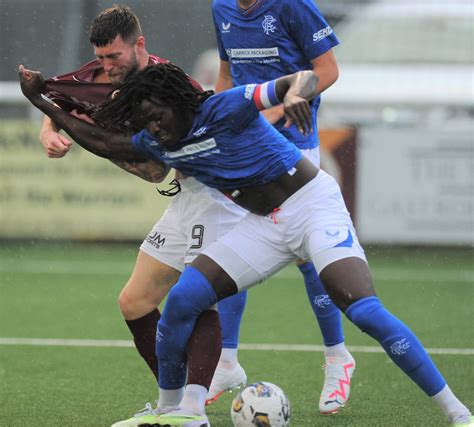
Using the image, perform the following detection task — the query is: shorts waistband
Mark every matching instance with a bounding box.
[177,177,207,192]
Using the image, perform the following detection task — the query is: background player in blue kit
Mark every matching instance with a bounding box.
[19,63,473,427]
[211,0,352,413]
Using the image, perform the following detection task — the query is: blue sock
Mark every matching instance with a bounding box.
[346,296,446,396]
[218,291,247,349]
[156,266,218,390]
[298,262,344,346]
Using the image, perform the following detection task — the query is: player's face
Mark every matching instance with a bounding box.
[94,35,139,86]
[133,98,192,148]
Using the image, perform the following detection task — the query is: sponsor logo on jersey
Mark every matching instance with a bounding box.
[221,21,231,32]
[313,26,333,42]
[226,47,279,59]
[193,127,207,137]
[262,15,277,35]
[390,338,411,356]
[166,138,218,159]
[244,84,257,100]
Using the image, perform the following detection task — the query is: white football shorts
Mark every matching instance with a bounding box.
[202,169,367,291]
[301,146,320,168]
[140,177,247,272]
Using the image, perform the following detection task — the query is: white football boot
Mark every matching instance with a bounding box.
[205,362,247,405]
[319,355,356,414]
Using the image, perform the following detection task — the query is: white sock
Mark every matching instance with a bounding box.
[324,342,351,359]
[180,384,207,415]
[219,347,239,367]
[157,387,184,410]
[431,384,471,420]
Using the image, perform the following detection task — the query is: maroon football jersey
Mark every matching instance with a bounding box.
[43,55,202,113]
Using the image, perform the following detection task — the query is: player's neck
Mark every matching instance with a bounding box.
[238,0,258,10]
[138,50,150,71]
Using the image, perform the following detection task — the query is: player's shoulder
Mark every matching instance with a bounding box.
[211,0,233,14]
[213,84,258,111]
[278,0,321,10]
[148,55,170,65]
[211,0,225,9]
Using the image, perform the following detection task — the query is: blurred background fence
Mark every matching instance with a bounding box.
[0,0,472,244]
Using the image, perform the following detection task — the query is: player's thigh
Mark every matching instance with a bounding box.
[294,147,320,267]
[119,198,186,316]
[119,250,181,317]
[202,212,294,295]
[182,181,246,264]
[319,256,375,311]
[301,146,320,168]
[124,250,181,303]
[294,170,373,310]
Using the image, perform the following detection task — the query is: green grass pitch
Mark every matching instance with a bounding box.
[0,242,472,426]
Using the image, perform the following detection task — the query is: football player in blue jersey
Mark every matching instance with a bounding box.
[210,0,351,412]
[19,62,473,427]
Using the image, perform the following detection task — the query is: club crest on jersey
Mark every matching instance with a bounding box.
[221,21,231,33]
[262,15,277,35]
[193,127,207,137]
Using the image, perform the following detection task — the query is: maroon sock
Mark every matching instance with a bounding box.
[125,309,160,380]
[187,310,222,390]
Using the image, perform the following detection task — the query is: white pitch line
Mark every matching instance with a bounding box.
[0,259,472,283]
[0,338,473,355]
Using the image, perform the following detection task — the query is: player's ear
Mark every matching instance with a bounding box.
[135,36,145,50]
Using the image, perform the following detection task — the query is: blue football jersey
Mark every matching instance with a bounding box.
[212,0,339,149]
[132,82,302,190]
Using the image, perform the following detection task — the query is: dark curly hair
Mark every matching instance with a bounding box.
[93,63,214,128]
[89,5,142,47]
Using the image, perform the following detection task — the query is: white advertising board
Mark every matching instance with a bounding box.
[356,124,473,245]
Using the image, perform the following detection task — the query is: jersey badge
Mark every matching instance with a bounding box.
[262,15,277,35]
[193,127,208,137]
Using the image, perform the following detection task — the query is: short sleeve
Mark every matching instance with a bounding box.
[212,1,229,61]
[286,0,339,61]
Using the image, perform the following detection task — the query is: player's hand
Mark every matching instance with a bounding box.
[18,64,45,102]
[39,129,73,158]
[283,94,313,136]
[71,109,95,124]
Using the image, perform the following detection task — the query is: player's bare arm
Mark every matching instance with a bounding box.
[263,50,339,126]
[310,49,339,94]
[215,60,233,93]
[19,65,146,162]
[274,71,319,136]
[68,109,170,182]
[109,159,170,183]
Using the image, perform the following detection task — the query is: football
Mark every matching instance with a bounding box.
[230,381,291,427]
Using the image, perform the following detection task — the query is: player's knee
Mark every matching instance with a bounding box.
[118,287,137,318]
[118,285,156,319]
[164,284,197,323]
[164,267,217,323]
